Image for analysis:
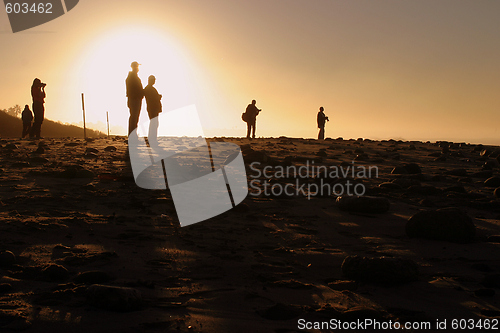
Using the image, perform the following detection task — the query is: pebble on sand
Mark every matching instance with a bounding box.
[0,250,16,267]
[42,264,69,281]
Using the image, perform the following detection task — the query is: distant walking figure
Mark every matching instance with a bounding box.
[143,75,162,146]
[245,100,261,139]
[21,105,33,138]
[126,61,144,135]
[317,106,329,140]
[30,78,46,139]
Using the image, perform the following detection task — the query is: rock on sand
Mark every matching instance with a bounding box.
[406,208,475,243]
[86,284,142,311]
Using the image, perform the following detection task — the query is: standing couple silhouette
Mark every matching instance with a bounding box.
[126,61,162,146]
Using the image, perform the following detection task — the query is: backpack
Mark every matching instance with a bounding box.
[242,112,249,123]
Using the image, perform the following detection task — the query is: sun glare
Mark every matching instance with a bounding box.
[74,26,197,136]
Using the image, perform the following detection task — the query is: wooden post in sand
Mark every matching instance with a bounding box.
[106,112,110,138]
[81,93,87,139]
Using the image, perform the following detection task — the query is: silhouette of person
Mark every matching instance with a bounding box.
[245,99,261,139]
[143,75,162,146]
[21,105,33,138]
[317,106,329,140]
[126,61,144,136]
[30,78,46,139]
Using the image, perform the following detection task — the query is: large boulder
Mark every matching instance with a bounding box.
[406,208,475,243]
[341,256,419,284]
[336,196,390,213]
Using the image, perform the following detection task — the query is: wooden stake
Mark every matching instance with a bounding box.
[81,93,87,138]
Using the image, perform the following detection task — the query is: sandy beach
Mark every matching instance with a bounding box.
[0,136,499,332]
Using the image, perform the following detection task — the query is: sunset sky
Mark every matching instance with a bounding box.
[1,0,499,143]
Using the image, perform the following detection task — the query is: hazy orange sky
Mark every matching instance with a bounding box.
[1,1,499,143]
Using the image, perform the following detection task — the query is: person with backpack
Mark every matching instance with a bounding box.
[243,99,261,139]
[317,106,329,140]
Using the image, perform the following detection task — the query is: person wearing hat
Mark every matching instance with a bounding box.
[126,61,144,135]
[317,106,329,140]
[30,78,46,139]
[143,75,162,146]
